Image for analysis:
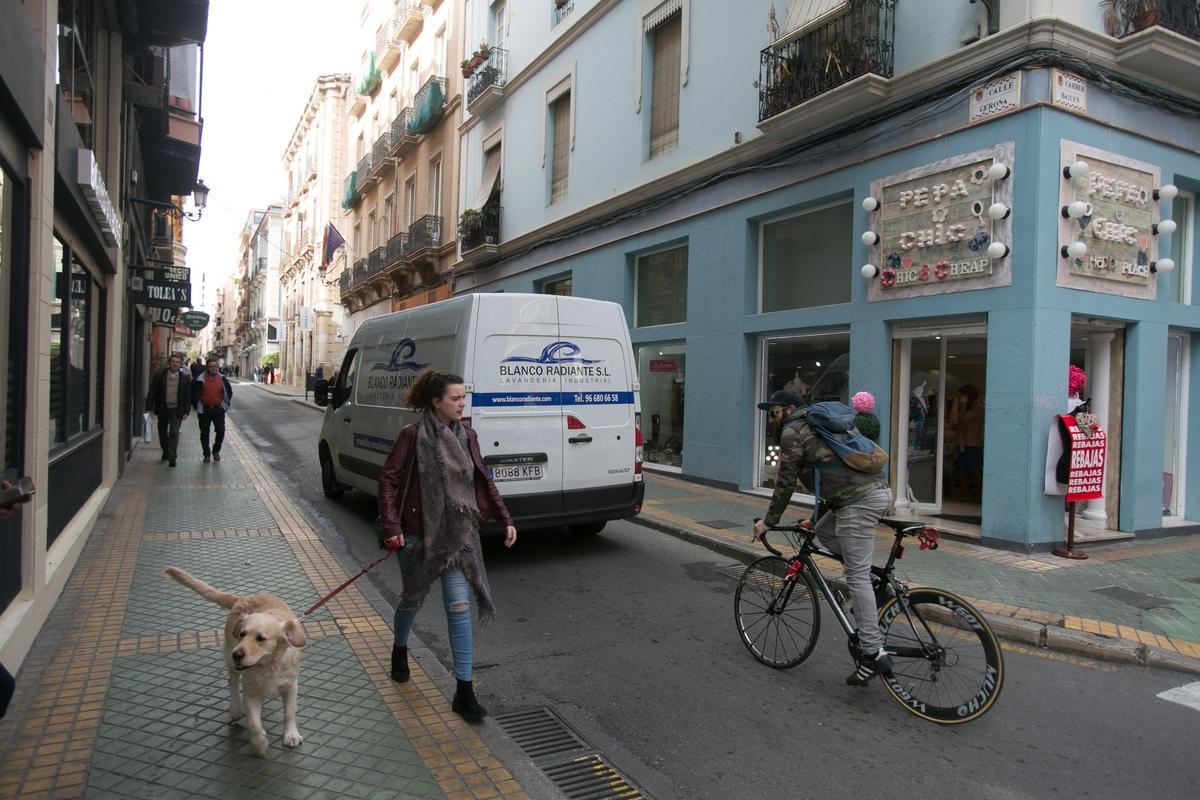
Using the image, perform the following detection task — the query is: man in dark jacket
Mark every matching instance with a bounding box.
[191,357,234,462]
[189,358,204,379]
[146,354,191,466]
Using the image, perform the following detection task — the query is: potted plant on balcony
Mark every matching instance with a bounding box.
[458,208,482,239]
[480,64,502,88]
[476,42,492,64]
[461,58,475,78]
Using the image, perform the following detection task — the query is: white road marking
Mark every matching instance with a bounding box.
[1157,681,1200,712]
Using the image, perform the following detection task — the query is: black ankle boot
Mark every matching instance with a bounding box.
[452,679,487,721]
[390,645,410,683]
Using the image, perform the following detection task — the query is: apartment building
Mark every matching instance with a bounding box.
[454,0,1200,550]
[233,206,284,377]
[279,74,353,386]
[339,0,463,339]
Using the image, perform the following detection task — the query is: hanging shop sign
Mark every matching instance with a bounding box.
[76,149,123,247]
[140,278,192,308]
[1059,414,1106,502]
[147,306,179,327]
[1057,141,1159,300]
[968,72,1021,123]
[867,142,1015,302]
[161,266,190,283]
[173,321,196,337]
[1051,70,1087,114]
[180,310,210,331]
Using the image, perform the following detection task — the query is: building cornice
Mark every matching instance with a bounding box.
[283,73,352,165]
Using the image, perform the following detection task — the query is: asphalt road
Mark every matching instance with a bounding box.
[233,384,1200,800]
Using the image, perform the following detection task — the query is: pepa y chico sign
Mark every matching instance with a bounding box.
[867,142,1014,302]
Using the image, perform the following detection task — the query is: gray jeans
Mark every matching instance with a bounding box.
[813,487,893,653]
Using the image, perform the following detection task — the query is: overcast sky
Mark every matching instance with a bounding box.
[182,0,360,311]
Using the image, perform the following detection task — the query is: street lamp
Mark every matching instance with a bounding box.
[131,179,210,221]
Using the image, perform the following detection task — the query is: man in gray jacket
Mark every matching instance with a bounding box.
[191,357,234,462]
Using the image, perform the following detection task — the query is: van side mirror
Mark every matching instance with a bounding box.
[314,379,330,407]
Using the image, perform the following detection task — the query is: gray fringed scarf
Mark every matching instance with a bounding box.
[400,411,495,619]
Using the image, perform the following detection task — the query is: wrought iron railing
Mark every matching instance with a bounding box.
[407,215,442,253]
[553,0,575,27]
[387,231,409,266]
[462,201,501,253]
[410,76,448,135]
[1108,0,1200,39]
[371,132,392,167]
[377,20,401,55]
[758,0,895,122]
[468,47,508,106]
[339,271,351,294]
[368,245,388,273]
[352,258,369,284]
[355,153,374,189]
[390,108,416,153]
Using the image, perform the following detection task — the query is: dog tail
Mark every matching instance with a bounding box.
[164,567,239,609]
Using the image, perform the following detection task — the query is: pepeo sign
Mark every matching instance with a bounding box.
[867,142,1015,301]
[1057,141,1159,299]
[180,310,210,331]
[141,278,191,308]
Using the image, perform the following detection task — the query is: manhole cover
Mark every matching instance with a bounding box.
[1091,586,1172,610]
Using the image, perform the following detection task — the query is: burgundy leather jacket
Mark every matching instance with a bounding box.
[377,422,513,542]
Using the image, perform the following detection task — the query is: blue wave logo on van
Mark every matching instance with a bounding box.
[501,341,601,365]
[372,339,429,372]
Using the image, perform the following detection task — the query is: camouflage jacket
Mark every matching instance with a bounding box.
[765,408,890,525]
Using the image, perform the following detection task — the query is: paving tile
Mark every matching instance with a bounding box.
[143,486,278,532]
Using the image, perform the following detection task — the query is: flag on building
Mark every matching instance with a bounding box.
[321,223,346,269]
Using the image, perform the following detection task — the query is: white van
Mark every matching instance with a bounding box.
[314,293,645,535]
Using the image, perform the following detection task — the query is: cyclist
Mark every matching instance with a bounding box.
[753,389,895,685]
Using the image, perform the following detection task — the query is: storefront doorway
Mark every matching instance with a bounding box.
[1164,332,1189,520]
[893,323,987,526]
[1068,318,1125,533]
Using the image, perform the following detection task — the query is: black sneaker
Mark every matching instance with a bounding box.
[846,649,894,686]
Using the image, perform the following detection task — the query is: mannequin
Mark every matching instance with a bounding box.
[908,379,929,454]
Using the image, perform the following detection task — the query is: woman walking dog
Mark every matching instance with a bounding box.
[377,369,517,720]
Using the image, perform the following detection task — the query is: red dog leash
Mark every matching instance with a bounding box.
[297,547,398,622]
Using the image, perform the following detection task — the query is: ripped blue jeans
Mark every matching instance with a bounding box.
[393,563,473,681]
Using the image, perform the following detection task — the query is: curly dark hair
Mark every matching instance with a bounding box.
[403,369,465,412]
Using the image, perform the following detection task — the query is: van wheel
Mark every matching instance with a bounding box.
[570,522,606,536]
[320,447,345,499]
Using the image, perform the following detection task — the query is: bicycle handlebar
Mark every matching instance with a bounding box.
[753,517,815,558]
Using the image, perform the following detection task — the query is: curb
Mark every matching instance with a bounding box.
[291,397,324,413]
[633,514,1200,676]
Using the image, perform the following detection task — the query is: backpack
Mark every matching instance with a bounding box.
[803,401,889,474]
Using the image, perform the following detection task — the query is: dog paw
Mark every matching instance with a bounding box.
[229,707,244,722]
[251,734,269,757]
[282,730,303,748]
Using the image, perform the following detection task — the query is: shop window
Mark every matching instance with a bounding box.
[637,343,686,468]
[50,237,102,446]
[1168,189,1194,304]
[760,203,852,312]
[636,245,687,327]
[1,166,19,472]
[757,331,850,489]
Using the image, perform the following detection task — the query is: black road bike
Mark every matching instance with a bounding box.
[735,517,1004,724]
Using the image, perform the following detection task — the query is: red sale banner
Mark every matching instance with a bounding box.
[1059,414,1105,502]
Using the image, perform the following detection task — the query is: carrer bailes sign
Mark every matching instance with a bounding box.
[1057,141,1159,300]
[867,142,1014,302]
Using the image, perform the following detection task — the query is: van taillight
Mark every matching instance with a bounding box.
[567,415,586,430]
[634,425,644,475]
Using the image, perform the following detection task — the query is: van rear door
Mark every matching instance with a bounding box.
[470,295,564,516]
[557,297,637,494]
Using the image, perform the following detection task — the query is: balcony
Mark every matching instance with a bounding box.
[369,132,393,179]
[410,76,448,135]
[386,231,409,270]
[757,0,895,123]
[406,215,442,260]
[467,47,508,115]
[342,171,362,209]
[338,271,351,296]
[1108,1,1199,40]
[355,153,375,191]
[368,244,388,274]
[358,52,382,97]
[553,0,575,27]
[460,202,501,262]
[397,1,426,42]
[377,21,404,73]
[352,258,369,285]
[389,108,419,157]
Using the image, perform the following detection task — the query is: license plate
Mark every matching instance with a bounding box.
[490,464,544,482]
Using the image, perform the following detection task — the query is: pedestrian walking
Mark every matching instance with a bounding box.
[145,354,191,467]
[189,358,204,379]
[753,389,893,685]
[377,369,517,721]
[192,356,233,463]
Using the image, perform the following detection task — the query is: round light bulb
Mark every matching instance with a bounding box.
[1063,160,1089,179]
[1067,241,1088,259]
[861,264,878,279]
[861,231,879,246]
[1154,219,1177,236]
[1063,200,1089,219]
[987,241,1009,259]
[1155,184,1178,201]
[1152,258,1176,273]
[862,196,880,212]
[987,162,1010,180]
[988,202,1011,220]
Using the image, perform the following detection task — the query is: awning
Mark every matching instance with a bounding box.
[472,153,502,210]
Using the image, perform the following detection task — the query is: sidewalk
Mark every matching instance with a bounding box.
[237,379,324,414]
[636,470,1200,673]
[0,422,536,799]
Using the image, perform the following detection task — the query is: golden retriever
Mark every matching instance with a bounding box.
[164,567,307,756]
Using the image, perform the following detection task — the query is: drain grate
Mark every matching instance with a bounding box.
[698,519,743,530]
[543,754,649,800]
[495,707,589,760]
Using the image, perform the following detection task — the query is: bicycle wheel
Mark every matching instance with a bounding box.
[734,556,821,669]
[877,589,1004,724]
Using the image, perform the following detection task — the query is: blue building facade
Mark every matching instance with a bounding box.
[454,1,1200,550]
